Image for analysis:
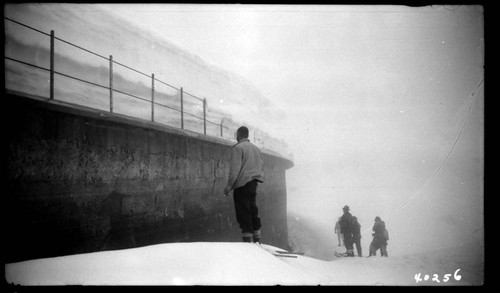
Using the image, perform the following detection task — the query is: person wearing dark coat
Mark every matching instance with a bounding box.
[369,216,388,257]
[351,216,362,257]
[339,205,354,257]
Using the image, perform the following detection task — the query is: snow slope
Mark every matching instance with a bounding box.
[291,244,483,286]
[5,243,322,286]
[5,242,483,286]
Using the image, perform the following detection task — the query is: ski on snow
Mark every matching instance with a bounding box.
[333,251,351,257]
[273,253,298,258]
[275,250,305,255]
[256,244,299,258]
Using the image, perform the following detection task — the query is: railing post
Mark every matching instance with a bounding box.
[220,120,223,137]
[109,55,113,113]
[49,30,54,100]
[180,87,184,129]
[151,73,155,122]
[203,98,207,135]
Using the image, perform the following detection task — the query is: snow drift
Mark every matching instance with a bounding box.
[5,241,483,286]
[5,243,323,286]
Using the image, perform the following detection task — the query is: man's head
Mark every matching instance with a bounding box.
[342,205,350,213]
[236,126,249,142]
[375,216,381,222]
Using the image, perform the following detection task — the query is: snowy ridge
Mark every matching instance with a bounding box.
[5,242,322,286]
[5,241,482,286]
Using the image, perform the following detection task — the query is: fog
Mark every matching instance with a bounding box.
[109,4,483,257]
[279,6,484,257]
[5,4,484,261]
[278,6,484,257]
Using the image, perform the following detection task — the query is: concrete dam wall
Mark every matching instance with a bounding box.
[6,93,293,263]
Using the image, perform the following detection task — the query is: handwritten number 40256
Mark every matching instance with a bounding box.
[414,269,462,283]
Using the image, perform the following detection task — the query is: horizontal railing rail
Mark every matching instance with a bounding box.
[54,35,109,60]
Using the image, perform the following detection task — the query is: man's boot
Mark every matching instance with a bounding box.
[253,230,261,244]
[242,232,253,243]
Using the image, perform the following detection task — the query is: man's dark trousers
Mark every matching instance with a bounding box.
[233,180,261,235]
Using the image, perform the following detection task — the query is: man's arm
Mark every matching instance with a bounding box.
[259,148,264,175]
[224,146,242,196]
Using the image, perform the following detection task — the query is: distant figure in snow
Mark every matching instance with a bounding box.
[335,217,343,246]
[339,205,354,257]
[224,126,264,243]
[351,216,362,257]
[369,216,388,257]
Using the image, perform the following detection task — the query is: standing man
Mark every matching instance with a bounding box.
[351,216,362,257]
[334,217,343,246]
[369,216,388,257]
[224,126,264,243]
[340,205,354,257]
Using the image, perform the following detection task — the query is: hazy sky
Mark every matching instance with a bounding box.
[96,4,484,254]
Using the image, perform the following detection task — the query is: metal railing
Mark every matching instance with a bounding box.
[4,16,229,138]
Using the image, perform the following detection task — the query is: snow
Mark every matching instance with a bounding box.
[5,241,483,286]
[288,244,483,286]
[5,243,319,286]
